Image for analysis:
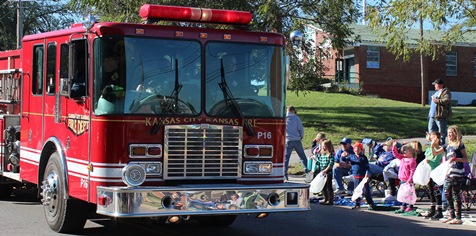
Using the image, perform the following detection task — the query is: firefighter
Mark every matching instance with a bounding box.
[101,54,124,101]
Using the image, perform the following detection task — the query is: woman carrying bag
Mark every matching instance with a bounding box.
[422,131,445,220]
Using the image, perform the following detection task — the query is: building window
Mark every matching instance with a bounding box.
[366,46,380,69]
[446,51,457,76]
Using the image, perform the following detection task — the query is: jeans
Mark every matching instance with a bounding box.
[333,167,354,191]
[428,117,447,145]
[368,164,384,177]
[354,177,374,206]
[284,140,308,178]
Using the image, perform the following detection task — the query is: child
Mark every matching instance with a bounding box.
[392,140,417,213]
[410,140,425,164]
[441,125,469,224]
[344,142,375,210]
[422,131,445,220]
[306,132,326,182]
[316,139,335,205]
[311,132,326,155]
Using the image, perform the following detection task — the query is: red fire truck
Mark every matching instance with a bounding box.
[0,4,309,233]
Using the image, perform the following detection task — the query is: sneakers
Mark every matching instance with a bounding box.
[334,189,346,194]
[430,212,444,220]
[405,207,413,212]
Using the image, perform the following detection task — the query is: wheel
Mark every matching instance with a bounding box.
[41,152,88,233]
[196,215,237,227]
[376,181,387,195]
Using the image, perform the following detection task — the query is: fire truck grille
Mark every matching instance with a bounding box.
[164,125,242,179]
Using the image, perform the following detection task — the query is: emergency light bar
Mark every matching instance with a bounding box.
[139,4,252,25]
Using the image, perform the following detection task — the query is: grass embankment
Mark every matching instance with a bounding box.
[286,91,476,174]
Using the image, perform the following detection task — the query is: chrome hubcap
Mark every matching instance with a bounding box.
[41,171,59,213]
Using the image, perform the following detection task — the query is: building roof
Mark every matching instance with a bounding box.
[350,24,476,47]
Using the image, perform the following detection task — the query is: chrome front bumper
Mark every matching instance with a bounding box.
[96,182,310,217]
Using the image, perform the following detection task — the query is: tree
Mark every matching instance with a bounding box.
[0,1,77,50]
[70,0,360,95]
[366,0,476,106]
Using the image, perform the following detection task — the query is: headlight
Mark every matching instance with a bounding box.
[144,162,162,175]
[244,162,272,174]
[122,164,146,187]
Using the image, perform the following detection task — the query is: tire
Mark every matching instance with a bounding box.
[41,152,88,233]
[197,215,237,227]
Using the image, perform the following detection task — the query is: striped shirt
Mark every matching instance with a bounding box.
[446,142,466,178]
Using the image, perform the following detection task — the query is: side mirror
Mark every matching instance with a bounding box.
[59,77,71,97]
[290,30,303,45]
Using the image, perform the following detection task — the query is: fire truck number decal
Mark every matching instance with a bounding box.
[67,114,90,136]
[257,132,272,139]
[80,178,88,188]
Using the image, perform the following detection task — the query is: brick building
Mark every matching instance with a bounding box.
[308,24,476,105]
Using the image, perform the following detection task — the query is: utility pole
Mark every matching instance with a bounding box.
[16,0,23,49]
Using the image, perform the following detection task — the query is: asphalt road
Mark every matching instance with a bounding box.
[1,188,475,236]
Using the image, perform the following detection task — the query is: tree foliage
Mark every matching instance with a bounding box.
[0,1,77,50]
[366,0,476,61]
[71,0,360,94]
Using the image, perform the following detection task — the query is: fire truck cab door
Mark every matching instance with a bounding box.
[58,39,91,201]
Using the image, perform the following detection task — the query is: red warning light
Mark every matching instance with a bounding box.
[140,4,252,25]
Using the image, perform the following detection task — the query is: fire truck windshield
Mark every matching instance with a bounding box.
[93,37,285,118]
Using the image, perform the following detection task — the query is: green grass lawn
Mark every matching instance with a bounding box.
[286,91,476,155]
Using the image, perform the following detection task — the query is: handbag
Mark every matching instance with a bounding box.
[430,161,450,186]
[309,172,327,193]
[397,182,417,205]
[413,161,431,185]
[351,177,368,201]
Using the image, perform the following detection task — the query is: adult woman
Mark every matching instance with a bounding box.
[441,125,469,224]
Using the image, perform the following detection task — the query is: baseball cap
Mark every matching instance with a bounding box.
[340,137,352,145]
[354,142,364,150]
[432,78,444,85]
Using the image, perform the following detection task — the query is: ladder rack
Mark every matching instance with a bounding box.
[0,69,21,104]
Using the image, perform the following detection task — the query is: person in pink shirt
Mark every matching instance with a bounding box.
[392,140,417,213]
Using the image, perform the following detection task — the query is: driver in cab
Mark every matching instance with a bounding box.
[101,54,124,101]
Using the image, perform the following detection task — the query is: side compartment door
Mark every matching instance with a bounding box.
[19,42,45,183]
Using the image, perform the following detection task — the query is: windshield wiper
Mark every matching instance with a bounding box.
[164,59,183,113]
[218,59,254,136]
[150,59,182,135]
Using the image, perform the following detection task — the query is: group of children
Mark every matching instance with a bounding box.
[308,125,470,225]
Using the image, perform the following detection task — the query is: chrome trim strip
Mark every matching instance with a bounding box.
[96,183,310,217]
